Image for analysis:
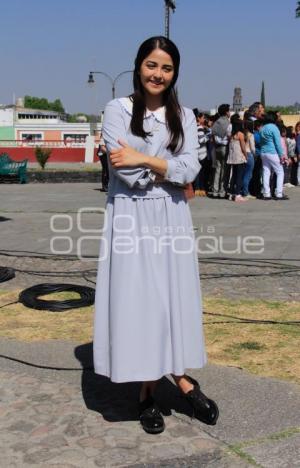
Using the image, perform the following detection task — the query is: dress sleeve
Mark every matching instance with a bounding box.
[102,99,153,189]
[164,109,201,186]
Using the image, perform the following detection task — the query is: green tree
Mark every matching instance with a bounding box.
[260,81,266,108]
[265,105,299,115]
[52,99,65,113]
[35,147,52,170]
[296,1,300,17]
[24,95,65,113]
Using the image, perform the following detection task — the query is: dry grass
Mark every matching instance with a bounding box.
[0,290,299,383]
[0,290,94,343]
[204,297,300,384]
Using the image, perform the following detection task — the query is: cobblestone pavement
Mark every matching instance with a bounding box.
[0,340,299,468]
[0,368,250,468]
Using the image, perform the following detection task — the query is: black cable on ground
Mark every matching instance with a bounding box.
[203,311,300,325]
[200,269,300,279]
[0,250,94,261]
[0,266,15,283]
[0,354,92,371]
[18,283,95,311]
[0,300,19,310]
[14,268,97,278]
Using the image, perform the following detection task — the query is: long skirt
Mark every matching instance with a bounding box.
[93,194,207,383]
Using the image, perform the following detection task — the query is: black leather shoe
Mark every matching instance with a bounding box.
[139,396,165,434]
[183,376,219,426]
[262,196,272,200]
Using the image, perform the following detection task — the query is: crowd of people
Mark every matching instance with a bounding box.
[192,102,300,201]
[98,101,300,201]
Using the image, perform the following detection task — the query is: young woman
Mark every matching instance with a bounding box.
[251,120,263,198]
[192,109,210,196]
[242,121,256,198]
[279,125,293,187]
[227,118,248,202]
[93,36,218,435]
[260,112,289,200]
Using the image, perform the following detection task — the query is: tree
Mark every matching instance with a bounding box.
[260,81,266,107]
[52,99,65,113]
[24,95,65,113]
[296,1,300,17]
[35,147,52,170]
[265,105,299,115]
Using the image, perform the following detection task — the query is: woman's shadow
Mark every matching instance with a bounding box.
[74,342,193,422]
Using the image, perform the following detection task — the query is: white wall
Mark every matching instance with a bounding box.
[0,108,14,126]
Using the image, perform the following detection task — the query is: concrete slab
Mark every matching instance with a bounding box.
[244,433,300,467]
[1,183,300,300]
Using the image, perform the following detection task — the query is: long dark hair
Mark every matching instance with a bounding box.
[262,111,277,125]
[130,36,184,153]
[230,114,243,137]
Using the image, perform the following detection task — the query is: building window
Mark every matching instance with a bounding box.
[21,133,42,142]
[63,134,88,143]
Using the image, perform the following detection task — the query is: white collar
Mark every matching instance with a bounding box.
[118,97,166,123]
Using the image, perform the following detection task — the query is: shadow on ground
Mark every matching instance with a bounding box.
[74,342,194,423]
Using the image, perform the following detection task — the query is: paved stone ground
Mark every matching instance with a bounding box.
[0,342,299,468]
[0,183,300,467]
[0,368,249,468]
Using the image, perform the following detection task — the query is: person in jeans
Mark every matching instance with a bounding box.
[279,125,294,187]
[227,118,247,202]
[192,109,210,196]
[211,104,231,198]
[295,121,300,186]
[242,121,256,198]
[286,126,297,186]
[251,120,263,197]
[260,112,289,200]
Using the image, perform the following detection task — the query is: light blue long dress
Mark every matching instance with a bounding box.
[93,97,207,383]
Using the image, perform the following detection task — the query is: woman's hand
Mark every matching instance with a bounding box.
[280,156,289,166]
[110,140,147,168]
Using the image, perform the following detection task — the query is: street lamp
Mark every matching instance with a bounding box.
[164,0,176,38]
[87,70,133,99]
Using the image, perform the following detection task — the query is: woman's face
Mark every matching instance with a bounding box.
[139,48,174,98]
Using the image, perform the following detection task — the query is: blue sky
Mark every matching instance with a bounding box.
[0,0,299,113]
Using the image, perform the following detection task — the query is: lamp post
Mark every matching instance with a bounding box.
[164,0,176,38]
[87,70,133,99]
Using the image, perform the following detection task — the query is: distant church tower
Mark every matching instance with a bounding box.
[233,87,243,113]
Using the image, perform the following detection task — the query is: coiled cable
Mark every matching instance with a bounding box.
[18,283,95,312]
[0,266,15,283]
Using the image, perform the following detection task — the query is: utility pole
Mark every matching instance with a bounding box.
[164,0,176,38]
